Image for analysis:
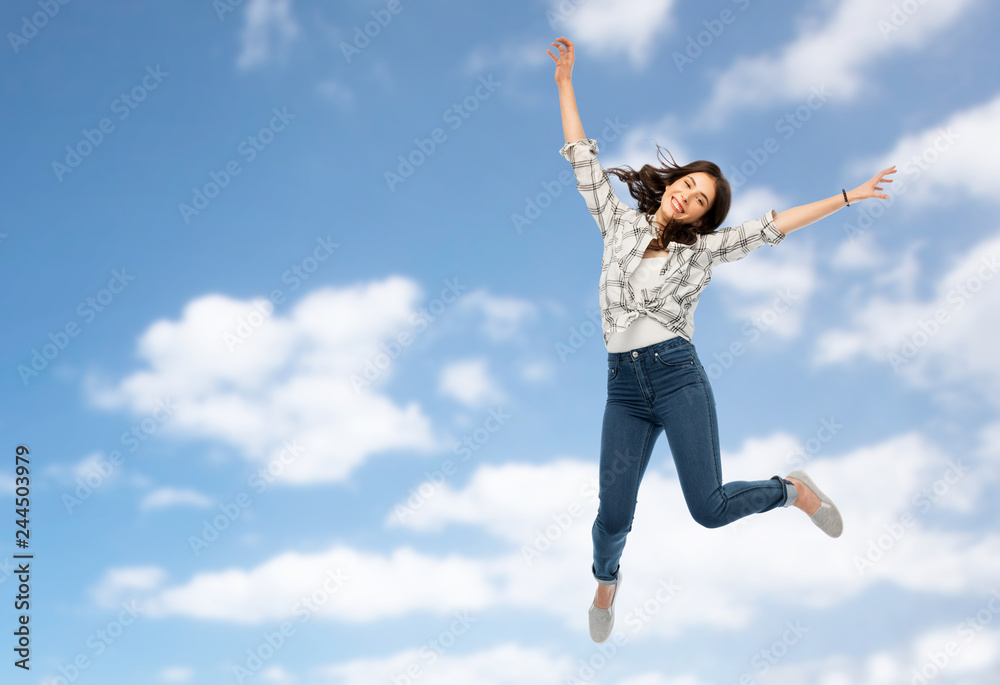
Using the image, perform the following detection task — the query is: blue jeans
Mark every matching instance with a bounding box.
[592,336,798,584]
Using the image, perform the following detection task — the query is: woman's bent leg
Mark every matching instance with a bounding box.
[592,396,661,584]
[653,347,796,528]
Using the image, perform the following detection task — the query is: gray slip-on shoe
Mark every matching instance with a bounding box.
[787,469,843,538]
[589,571,621,643]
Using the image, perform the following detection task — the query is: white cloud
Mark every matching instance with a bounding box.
[94,430,1000,639]
[44,451,122,490]
[259,666,295,684]
[726,239,815,313]
[463,39,547,76]
[848,92,1000,207]
[611,119,691,175]
[82,278,537,484]
[237,0,300,70]
[813,229,1000,406]
[456,289,538,341]
[438,358,506,408]
[750,623,1000,685]
[109,547,497,624]
[140,487,213,511]
[315,78,355,110]
[463,0,678,78]
[696,0,978,127]
[89,566,167,610]
[157,667,194,683]
[870,240,923,300]
[974,421,1000,489]
[396,430,1000,635]
[833,234,927,300]
[618,674,706,685]
[711,187,817,339]
[316,643,573,685]
[517,359,554,383]
[82,280,454,484]
[385,457,596,539]
[724,186,789,229]
[831,229,885,270]
[75,451,112,480]
[551,0,678,69]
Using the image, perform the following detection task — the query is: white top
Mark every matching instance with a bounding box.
[606,256,679,353]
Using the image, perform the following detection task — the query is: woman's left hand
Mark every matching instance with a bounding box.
[850,165,897,202]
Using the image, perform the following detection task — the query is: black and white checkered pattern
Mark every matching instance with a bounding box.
[558,138,787,348]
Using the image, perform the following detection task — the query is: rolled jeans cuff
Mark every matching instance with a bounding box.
[592,562,619,585]
[772,475,798,508]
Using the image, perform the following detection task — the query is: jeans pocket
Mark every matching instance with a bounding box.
[652,345,694,367]
[608,357,619,382]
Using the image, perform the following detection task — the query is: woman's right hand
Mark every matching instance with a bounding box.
[547,36,574,84]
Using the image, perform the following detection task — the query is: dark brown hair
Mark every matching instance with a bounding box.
[605,143,732,248]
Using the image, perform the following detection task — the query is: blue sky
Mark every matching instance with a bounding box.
[2,0,1000,683]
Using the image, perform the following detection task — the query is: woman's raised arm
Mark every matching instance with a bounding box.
[548,36,586,143]
[772,165,897,236]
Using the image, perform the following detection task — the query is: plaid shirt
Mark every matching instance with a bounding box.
[558,138,787,348]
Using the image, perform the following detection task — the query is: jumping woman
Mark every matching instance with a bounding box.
[546,36,896,643]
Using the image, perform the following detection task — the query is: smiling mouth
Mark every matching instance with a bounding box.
[670,196,683,213]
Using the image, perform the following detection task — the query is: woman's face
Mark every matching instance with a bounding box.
[655,172,717,228]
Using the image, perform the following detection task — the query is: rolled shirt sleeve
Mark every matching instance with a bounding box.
[704,209,786,266]
[558,138,630,240]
